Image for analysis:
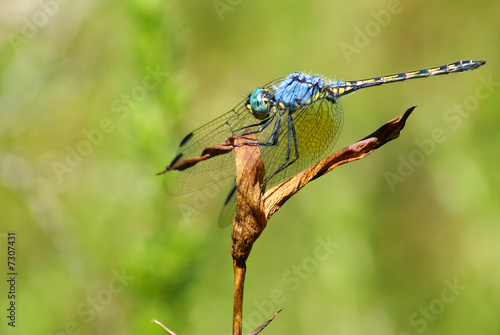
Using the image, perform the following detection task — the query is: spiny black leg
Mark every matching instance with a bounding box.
[262,112,300,186]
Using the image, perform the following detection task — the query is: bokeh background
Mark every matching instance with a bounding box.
[1,0,499,334]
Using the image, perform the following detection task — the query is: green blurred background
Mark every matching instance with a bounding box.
[1,0,499,334]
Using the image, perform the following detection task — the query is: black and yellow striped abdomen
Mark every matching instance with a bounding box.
[327,60,485,97]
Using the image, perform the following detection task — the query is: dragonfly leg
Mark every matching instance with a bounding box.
[234,111,282,148]
[262,112,300,186]
[233,113,276,137]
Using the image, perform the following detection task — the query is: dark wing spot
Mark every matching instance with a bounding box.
[179,132,194,147]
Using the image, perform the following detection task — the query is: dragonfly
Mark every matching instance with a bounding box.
[159,60,485,227]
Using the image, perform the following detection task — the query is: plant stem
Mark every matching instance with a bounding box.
[233,261,246,335]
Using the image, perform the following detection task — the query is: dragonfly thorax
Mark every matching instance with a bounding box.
[247,88,274,120]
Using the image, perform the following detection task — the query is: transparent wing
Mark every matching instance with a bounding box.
[258,96,344,189]
[218,185,237,228]
[163,104,240,195]
[163,78,285,196]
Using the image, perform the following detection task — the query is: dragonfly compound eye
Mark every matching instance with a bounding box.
[248,88,271,119]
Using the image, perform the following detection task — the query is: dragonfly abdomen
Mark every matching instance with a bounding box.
[327,60,485,98]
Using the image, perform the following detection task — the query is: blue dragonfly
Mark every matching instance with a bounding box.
[159,60,485,226]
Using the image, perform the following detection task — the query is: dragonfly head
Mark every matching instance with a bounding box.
[247,88,273,120]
